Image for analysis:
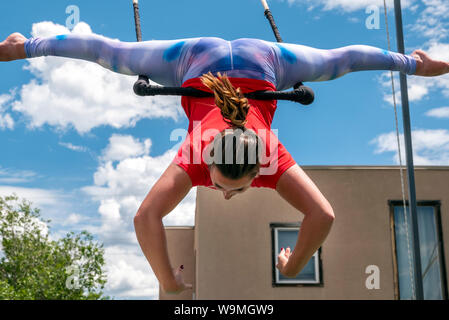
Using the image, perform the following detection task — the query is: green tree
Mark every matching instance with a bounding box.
[0,194,109,299]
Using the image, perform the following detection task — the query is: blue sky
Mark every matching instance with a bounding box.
[1,0,448,299]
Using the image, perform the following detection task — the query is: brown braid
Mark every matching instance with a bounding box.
[200,72,250,128]
[200,72,261,181]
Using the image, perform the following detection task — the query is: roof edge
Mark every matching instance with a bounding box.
[300,165,449,170]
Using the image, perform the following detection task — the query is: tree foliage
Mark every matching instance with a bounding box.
[0,194,109,299]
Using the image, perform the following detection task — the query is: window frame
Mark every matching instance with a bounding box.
[270,222,322,287]
[388,200,448,300]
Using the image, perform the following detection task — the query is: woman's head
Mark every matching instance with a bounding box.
[201,72,261,199]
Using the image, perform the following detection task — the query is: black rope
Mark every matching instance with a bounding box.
[132,1,150,89]
[264,9,283,43]
[262,6,313,103]
[131,1,314,105]
[133,0,143,42]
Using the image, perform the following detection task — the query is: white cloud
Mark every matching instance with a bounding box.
[426,106,449,118]
[348,17,361,24]
[381,75,432,105]
[0,186,64,207]
[371,129,449,165]
[0,92,15,130]
[59,142,88,152]
[425,41,449,63]
[410,0,449,41]
[83,134,196,299]
[284,1,449,107]
[84,134,196,243]
[0,167,37,184]
[283,0,416,12]
[0,185,96,236]
[0,113,14,128]
[378,2,449,107]
[281,0,447,45]
[10,21,182,134]
[101,134,151,162]
[0,93,13,107]
[104,246,160,299]
[0,114,14,130]
[63,213,85,225]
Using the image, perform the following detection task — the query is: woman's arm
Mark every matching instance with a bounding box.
[275,164,335,277]
[134,163,193,293]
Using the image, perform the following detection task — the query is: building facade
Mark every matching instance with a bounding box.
[160,166,449,300]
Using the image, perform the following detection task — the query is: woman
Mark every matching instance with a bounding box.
[2,32,448,295]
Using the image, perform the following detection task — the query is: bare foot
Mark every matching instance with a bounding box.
[412,49,449,77]
[0,33,27,61]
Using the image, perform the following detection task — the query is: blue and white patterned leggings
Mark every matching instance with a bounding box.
[25,34,416,91]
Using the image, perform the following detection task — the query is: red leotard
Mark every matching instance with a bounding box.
[172,77,297,190]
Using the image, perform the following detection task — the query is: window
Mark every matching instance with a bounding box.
[271,223,321,286]
[389,201,448,300]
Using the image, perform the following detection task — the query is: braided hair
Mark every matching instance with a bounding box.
[201,72,261,180]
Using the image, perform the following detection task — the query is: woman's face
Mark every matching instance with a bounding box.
[209,166,257,200]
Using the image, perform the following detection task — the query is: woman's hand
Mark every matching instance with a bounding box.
[412,49,449,77]
[276,247,297,278]
[163,265,193,295]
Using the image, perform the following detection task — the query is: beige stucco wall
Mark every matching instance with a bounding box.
[194,166,449,300]
[160,167,449,300]
[158,227,195,300]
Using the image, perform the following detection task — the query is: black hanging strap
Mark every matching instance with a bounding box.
[132,0,151,90]
[263,9,283,42]
[260,0,313,104]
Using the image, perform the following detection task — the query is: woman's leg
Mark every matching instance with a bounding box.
[1,32,203,87]
[268,41,418,91]
[275,164,335,277]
